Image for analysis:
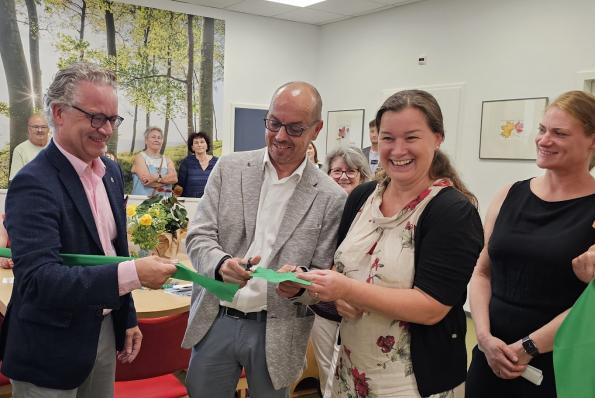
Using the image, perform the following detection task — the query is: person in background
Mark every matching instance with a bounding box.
[466,90,595,398]
[361,119,380,174]
[182,81,345,397]
[326,146,372,194]
[307,141,322,168]
[9,113,50,181]
[176,132,218,198]
[0,214,12,269]
[131,126,177,197]
[104,151,117,162]
[300,89,483,397]
[311,145,372,397]
[0,61,177,398]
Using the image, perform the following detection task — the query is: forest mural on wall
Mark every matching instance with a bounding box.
[0,0,225,190]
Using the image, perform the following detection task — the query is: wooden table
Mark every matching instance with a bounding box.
[0,268,190,319]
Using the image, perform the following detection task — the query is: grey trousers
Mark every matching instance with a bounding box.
[11,314,116,398]
[186,310,289,398]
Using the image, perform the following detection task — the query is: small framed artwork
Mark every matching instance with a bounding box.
[326,109,365,153]
[479,97,548,160]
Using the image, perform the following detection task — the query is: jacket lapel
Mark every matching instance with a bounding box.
[241,150,265,245]
[267,163,318,268]
[48,142,103,252]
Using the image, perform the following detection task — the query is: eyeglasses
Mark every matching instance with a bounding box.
[264,118,317,137]
[71,105,124,128]
[329,168,359,179]
[28,125,48,131]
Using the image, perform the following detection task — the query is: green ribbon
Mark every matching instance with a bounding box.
[0,248,239,302]
[0,249,312,301]
[251,267,311,285]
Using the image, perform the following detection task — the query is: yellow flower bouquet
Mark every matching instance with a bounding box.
[127,196,189,255]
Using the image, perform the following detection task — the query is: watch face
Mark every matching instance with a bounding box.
[523,337,539,356]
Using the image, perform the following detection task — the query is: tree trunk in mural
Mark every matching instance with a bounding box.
[79,0,87,60]
[24,0,42,110]
[186,14,194,140]
[130,104,138,155]
[105,2,118,153]
[0,0,34,162]
[161,56,172,155]
[198,17,214,148]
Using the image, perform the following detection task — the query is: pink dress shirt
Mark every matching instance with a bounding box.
[55,142,141,302]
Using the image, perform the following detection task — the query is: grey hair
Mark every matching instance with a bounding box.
[44,62,117,129]
[270,81,323,121]
[325,146,372,183]
[143,126,163,140]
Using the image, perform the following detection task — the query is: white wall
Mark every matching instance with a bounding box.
[123,0,320,154]
[316,0,595,213]
[99,0,595,214]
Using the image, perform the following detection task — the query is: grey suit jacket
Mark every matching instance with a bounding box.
[182,148,346,389]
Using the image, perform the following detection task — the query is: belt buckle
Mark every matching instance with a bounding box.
[224,307,241,319]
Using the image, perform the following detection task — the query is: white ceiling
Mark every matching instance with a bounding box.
[171,0,424,25]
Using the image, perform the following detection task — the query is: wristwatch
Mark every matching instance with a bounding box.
[522,336,540,357]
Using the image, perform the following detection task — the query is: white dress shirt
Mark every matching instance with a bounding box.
[221,150,308,313]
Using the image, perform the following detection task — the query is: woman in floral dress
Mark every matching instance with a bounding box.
[300,90,483,397]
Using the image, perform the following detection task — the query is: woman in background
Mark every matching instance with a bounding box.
[326,146,372,193]
[131,126,177,197]
[466,90,595,398]
[311,145,372,396]
[177,132,218,198]
[303,90,482,397]
[307,141,322,168]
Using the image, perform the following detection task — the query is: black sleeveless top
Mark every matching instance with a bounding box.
[488,179,594,343]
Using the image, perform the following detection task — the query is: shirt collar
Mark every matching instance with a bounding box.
[54,139,106,179]
[263,148,308,182]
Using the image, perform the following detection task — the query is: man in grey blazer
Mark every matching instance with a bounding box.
[182,81,346,397]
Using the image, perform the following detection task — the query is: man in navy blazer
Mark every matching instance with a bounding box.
[0,62,176,397]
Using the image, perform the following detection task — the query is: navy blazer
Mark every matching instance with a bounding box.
[0,141,136,389]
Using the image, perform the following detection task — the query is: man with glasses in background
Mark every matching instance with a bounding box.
[8,113,50,181]
[1,62,177,397]
[183,81,346,397]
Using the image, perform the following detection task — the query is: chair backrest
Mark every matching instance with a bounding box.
[115,311,190,381]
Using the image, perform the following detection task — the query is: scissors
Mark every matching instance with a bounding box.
[243,257,254,271]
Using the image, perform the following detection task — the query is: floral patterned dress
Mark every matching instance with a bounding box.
[332,179,455,398]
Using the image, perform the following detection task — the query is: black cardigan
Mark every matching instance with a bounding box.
[337,181,483,396]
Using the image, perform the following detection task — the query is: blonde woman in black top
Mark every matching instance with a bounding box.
[467,91,595,398]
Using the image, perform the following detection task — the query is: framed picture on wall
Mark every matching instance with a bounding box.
[326,109,365,153]
[479,97,548,160]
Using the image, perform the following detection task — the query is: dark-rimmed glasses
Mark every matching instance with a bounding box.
[71,105,124,129]
[264,118,317,137]
[329,168,359,179]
